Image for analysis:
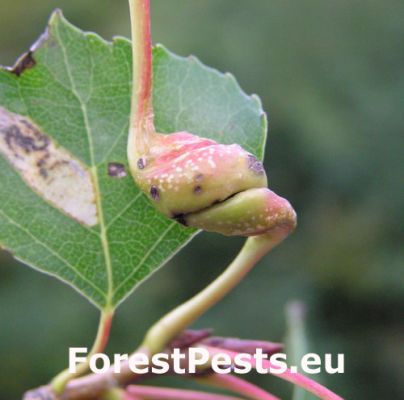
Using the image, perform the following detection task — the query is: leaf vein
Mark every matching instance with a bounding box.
[113,221,177,295]
[0,210,106,299]
[56,26,114,307]
[106,191,143,230]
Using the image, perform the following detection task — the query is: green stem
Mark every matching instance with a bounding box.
[51,309,114,394]
[285,301,311,400]
[102,388,126,400]
[127,0,157,170]
[141,227,291,354]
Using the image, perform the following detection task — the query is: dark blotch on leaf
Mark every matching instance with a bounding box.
[150,185,160,201]
[173,213,187,226]
[247,154,265,175]
[2,123,49,153]
[7,24,49,77]
[108,162,127,178]
[194,185,202,195]
[9,52,36,77]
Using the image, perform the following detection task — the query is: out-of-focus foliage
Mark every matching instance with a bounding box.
[0,1,402,399]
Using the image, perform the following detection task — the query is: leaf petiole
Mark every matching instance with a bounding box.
[51,309,114,394]
[140,227,293,355]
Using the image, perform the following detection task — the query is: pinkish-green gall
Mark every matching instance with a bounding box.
[129,130,296,238]
[132,131,267,217]
[186,188,296,236]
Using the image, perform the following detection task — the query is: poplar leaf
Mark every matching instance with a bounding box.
[0,11,267,309]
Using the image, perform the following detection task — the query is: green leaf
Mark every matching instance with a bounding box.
[0,10,267,309]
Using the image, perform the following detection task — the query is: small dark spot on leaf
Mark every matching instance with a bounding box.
[194,185,202,195]
[108,162,127,178]
[247,154,265,175]
[137,157,146,169]
[173,213,187,226]
[150,185,160,201]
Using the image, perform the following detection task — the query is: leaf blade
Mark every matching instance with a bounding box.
[0,11,267,309]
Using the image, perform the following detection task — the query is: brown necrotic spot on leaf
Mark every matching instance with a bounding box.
[108,162,127,178]
[0,107,98,226]
[6,26,49,77]
[9,52,36,76]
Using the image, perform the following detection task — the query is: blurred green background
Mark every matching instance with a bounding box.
[0,0,403,398]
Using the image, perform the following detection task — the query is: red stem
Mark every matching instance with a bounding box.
[203,346,344,400]
[128,0,156,162]
[124,394,142,400]
[199,373,280,400]
[99,312,114,350]
[131,0,153,124]
[51,310,115,393]
[125,385,243,400]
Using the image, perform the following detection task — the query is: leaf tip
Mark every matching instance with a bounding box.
[153,43,169,58]
[49,8,65,23]
[112,35,131,47]
[224,71,237,83]
[251,93,263,108]
[48,9,73,34]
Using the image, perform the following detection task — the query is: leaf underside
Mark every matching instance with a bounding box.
[0,10,267,309]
